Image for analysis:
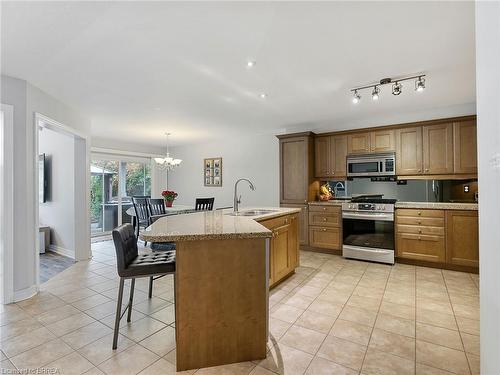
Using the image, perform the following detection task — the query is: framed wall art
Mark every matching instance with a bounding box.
[204,157,222,186]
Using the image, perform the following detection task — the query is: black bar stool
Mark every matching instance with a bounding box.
[132,197,151,246]
[111,224,175,349]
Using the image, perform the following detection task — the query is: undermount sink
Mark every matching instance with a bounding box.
[227,209,278,216]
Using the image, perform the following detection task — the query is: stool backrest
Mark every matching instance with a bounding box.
[195,197,215,211]
[132,197,150,222]
[112,224,138,277]
[148,198,166,216]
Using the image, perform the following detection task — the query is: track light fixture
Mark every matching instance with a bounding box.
[350,74,426,103]
[352,90,361,104]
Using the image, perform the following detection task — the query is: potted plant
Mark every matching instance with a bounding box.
[161,190,178,207]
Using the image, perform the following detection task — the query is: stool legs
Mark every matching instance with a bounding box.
[127,278,135,322]
[148,276,153,298]
[112,278,125,350]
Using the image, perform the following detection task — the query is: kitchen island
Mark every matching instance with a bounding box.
[140,207,300,371]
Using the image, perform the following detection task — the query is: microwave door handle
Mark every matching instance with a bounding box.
[379,161,383,173]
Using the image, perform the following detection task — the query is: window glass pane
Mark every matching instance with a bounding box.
[125,162,146,197]
[145,163,151,196]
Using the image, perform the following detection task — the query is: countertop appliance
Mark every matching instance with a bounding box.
[347,152,395,178]
[342,196,396,264]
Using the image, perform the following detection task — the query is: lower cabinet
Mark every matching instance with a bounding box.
[280,204,308,245]
[308,204,342,251]
[396,208,478,270]
[446,210,479,267]
[309,226,341,250]
[259,213,299,287]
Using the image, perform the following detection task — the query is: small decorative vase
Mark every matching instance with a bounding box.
[165,200,173,208]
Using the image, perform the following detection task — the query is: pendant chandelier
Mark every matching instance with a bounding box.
[154,132,182,171]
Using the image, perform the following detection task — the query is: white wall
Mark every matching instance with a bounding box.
[476,3,500,374]
[168,134,279,209]
[39,128,76,255]
[1,75,91,300]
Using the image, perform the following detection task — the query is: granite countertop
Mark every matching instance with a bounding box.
[309,200,478,210]
[140,207,301,242]
[394,202,478,210]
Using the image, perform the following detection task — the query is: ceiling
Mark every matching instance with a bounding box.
[1,1,476,147]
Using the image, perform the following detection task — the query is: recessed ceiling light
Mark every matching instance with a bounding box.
[247,60,256,68]
[260,93,267,99]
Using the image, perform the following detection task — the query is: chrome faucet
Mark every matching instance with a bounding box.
[233,178,256,213]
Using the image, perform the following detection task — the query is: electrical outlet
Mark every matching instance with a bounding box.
[464,185,469,193]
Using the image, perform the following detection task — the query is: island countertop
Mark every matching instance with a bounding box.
[140,207,301,242]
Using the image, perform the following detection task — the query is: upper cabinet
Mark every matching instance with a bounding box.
[422,123,454,175]
[347,132,371,154]
[453,120,478,174]
[371,129,395,153]
[396,126,423,175]
[314,135,347,179]
[278,133,317,204]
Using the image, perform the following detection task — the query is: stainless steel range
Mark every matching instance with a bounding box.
[342,196,396,264]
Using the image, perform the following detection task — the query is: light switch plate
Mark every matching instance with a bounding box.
[464,185,470,193]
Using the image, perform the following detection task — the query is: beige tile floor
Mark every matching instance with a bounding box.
[0,240,480,374]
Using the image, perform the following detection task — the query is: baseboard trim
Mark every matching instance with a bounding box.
[13,285,38,302]
[48,244,75,259]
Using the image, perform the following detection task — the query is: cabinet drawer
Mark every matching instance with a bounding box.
[397,216,445,227]
[258,214,294,230]
[397,224,445,236]
[309,205,341,214]
[308,212,341,227]
[396,233,445,263]
[309,226,341,250]
[396,209,444,218]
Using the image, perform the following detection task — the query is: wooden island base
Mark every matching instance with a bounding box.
[175,237,269,371]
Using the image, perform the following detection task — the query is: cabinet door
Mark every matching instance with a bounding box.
[289,215,299,269]
[347,132,371,154]
[371,130,395,152]
[315,136,330,178]
[446,211,479,268]
[396,233,445,263]
[395,127,422,175]
[453,120,478,174]
[280,137,309,203]
[423,123,454,174]
[272,224,293,282]
[280,204,308,246]
[309,226,341,250]
[332,135,348,177]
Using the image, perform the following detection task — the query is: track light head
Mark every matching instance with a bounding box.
[392,82,402,96]
[372,86,380,101]
[415,76,425,92]
[352,90,361,104]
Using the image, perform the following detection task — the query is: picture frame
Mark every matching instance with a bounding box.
[204,157,222,187]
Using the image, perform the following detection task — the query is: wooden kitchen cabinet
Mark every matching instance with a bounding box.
[315,136,330,178]
[396,126,423,175]
[347,132,371,154]
[453,120,478,174]
[314,135,348,179]
[259,213,299,287]
[280,204,309,246]
[423,123,454,175]
[309,226,342,250]
[278,133,316,204]
[446,210,479,267]
[308,204,342,251]
[371,129,395,152]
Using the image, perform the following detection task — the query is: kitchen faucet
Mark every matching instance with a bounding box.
[233,178,256,213]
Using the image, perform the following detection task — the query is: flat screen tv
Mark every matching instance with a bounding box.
[39,153,48,203]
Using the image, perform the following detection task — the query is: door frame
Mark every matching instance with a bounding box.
[33,112,91,283]
[1,104,14,304]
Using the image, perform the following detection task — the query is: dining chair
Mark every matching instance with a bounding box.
[111,224,175,349]
[132,197,150,246]
[195,197,215,211]
[148,198,166,221]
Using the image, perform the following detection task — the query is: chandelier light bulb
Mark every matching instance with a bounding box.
[352,90,361,104]
[372,86,380,101]
[392,82,402,96]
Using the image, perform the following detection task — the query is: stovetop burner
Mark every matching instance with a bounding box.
[350,195,397,204]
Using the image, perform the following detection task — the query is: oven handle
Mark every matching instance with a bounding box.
[342,211,394,221]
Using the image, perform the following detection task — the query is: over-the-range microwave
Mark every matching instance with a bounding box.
[346,152,396,177]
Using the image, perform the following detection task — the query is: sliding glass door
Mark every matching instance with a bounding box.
[90,156,151,237]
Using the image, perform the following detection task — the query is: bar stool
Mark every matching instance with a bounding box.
[111,223,175,349]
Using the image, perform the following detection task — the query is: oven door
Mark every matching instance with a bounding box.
[342,211,395,251]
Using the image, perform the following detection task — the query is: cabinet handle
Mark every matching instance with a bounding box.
[285,218,288,224]
[322,228,327,232]
[418,169,422,173]
[323,218,327,221]
[418,230,422,234]
[425,168,429,172]
[418,236,421,240]
[418,221,422,225]
[323,207,327,211]
[417,212,422,216]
